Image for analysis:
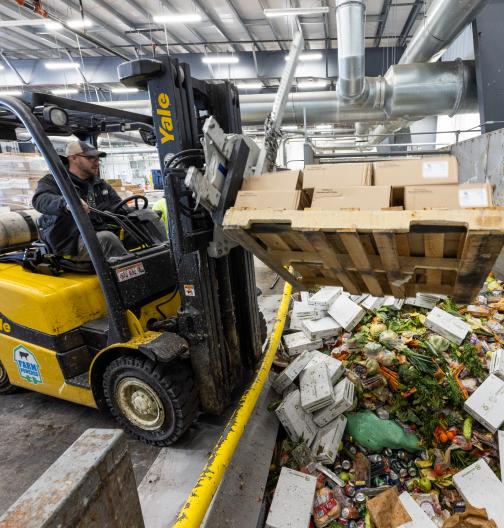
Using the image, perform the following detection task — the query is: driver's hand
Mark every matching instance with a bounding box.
[80,199,90,214]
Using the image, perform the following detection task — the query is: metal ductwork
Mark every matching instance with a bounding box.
[336,0,366,100]
[399,0,491,65]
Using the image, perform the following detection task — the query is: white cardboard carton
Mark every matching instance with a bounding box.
[383,296,405,311]
[453,459,504,528]
[266,467,317,528]
[490,348,504,381]
[308,287,343,310]
[272,350,313,393]
[499,431,504,485]
[313,377,355,427]
[328,295,366,331]
[425,307,470,345]
[300,291,311,303]
[300,362,335,413]
[283,332,323,357]
[311,415,347,465]
[302,350,344,384]
[292,301,316,320]
[350,294,369,304]
[361,296,385,311]
[301,316,342,340]
[464,373,504,433]
[275,389,318,445]
[289,314,303,331]
[398,492,437,528]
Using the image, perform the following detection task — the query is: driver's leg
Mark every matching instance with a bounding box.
[73,231,129,261]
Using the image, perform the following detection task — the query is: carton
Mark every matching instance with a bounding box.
[292,301,316,320]
[382,296,405,310]
[241,169,302,191]
[302,163,372,189]
[398,492,437,528]
[453,459,504,528]
[313,377,355,427]
[464,373,504,433]
[301,316,342,340]
[283,332,323,357]
[311,415,347,465]
[308,287,343,310]
[265,467,317,528]
[275,389,318,445]
[300,362,335,413]
[404,183,494,210]
[328,295,366,331]
[499,431,504,485]
[490,348,504,381]
[373,155,458,186]
[302,350,345,384]
[425,307,470,345]
[361,296,385,311]
[234,189,309,210]
[272,350,313,393]
[310,186,391,211]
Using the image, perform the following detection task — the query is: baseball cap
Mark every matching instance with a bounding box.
[65,140,106,158]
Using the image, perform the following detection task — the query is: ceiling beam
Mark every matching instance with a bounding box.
[256,0,286,50]
[224,0,267,51]
[374,0,393,47]
[397,0,425,48]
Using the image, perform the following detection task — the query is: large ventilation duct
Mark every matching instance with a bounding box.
[336,0,366,100]
[399,0,491,65]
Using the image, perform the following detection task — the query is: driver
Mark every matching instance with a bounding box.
[32,140,129,261]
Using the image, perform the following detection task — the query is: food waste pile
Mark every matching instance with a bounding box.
[265,277,504,528]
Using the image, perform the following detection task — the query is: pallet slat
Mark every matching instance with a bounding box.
[224,208,504,303]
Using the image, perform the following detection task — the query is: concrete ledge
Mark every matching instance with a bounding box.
[0,428,144,528]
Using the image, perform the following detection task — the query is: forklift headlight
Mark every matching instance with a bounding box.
[43,105,69,127]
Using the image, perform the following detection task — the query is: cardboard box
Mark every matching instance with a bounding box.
[292,301,316,321]
[234,190,309,210]
[373,155,458,186]
[404,183,494,210]
[361,296,386,311]
[242,170,302,191]
[398,492,437,528]
[266,467,317,528]
[313,377,355,427]
[425,307,470,345]
[300,362,335,413]
[275,389,318,445]
[303,163,372,189]
[464,373,504,433]
[453,459,504,528]
[328,295,366,331]
[272,350,313,393]
[301,316,342,341]
[490,348,504,380]
[302,351,345,384]
[308,287,343,310]
[310,186,391,211]
[283,332,323,357]
[383,296,405,311]
[312,415,347,465]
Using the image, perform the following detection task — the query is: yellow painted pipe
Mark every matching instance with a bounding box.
[173,278,293,528]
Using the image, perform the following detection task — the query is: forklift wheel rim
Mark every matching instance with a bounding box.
[0,363,6,384]
[115,377,165,431]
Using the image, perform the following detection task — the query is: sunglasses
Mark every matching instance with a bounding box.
[76,154,100,162]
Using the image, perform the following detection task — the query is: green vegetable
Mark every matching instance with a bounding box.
[370,322,387,339]
[428,335,451,354]
[399,364,418,385]
[379,330,399,349]
[418,477,432,492]
[363,342,383,358]
[365,358,380,375]
[463,416,473,440]
[459,343,486,378]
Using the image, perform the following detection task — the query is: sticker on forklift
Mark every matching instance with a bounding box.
[115,262,145,282]
[13,345,42,385]
[184,284,196,297]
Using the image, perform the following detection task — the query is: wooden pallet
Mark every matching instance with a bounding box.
[223,208,504,303]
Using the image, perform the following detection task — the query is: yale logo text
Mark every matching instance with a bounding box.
[0,318,11,333]
[157,93,175,144]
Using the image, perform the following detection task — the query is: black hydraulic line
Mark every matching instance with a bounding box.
[0,96,130,344]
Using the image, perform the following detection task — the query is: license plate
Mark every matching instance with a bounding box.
[116,262,145,282]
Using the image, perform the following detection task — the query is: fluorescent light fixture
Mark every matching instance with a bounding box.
[67,19,93,28]
[153,13,202,24]
[45,61,81,70]
[282,125,298,131]
[264,7,329,17]
[0,90,22,96]
[111,87,139,94]
[0,65,4,70]
[315,124,332,130]
[285,52,324,62]
[45,21,63,30]
[236,82,263,90]
[297,79,329,89]
[52,88,79,95]
[202,56,239,65]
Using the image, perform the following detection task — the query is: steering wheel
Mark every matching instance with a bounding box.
[111,194,149,213]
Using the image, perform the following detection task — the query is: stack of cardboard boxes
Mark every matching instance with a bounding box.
[105,178,145,199]
[234,155,494,211]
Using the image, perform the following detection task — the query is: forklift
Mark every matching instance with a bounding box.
[0,58,266,446]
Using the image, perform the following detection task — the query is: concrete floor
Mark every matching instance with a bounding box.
[0,261,283,516]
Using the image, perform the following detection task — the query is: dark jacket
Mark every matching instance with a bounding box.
[32,172,122,256]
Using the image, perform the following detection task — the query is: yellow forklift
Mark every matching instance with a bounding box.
[0,59,266,446]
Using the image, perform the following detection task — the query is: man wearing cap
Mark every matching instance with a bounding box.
[32,140,129,261]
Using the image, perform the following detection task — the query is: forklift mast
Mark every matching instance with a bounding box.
[118,58,263,414]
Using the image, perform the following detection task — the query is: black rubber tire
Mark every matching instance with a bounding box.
[0,361,19,395]
[102,356,199,446]
[259,311,268,345]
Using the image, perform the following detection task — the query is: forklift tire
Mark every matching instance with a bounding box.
[0,361,19,395]
[102,356,199,446]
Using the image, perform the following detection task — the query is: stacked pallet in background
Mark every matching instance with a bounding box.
[106,178,145,199]
[0,153,47,212]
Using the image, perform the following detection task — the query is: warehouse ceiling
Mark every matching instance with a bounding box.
[1,0,424,59]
